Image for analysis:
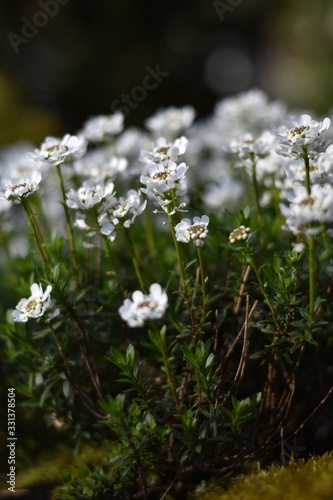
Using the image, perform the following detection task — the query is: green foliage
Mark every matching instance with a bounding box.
[1,102,333,498]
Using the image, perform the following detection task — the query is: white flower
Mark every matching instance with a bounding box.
[115,127,149,159]
[175,215,209,247]
[74,147,128,182]
[66,181,115,210]
[140,160,189,215]
[255,149,292,182]
[229,226,251,244]
[292,242,306,253]
[274,114,331,159]
[286,154,333,186]
[145,106,195,136]
[0,142,42,178]
[140,161,189,195]
[0,171,42,203]
[140,136,188,165]
[203,178,244,212]
[119,283,168,328]
[228,131,276,165]
[98,189,147,238]
[12,283,59,323]
[73,212,99,247]
[80,112,124,143]
[214,89,286,146]
[29,134,87,166]
[280,184,333,236]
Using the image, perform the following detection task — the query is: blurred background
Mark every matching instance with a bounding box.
[1,0,333,147]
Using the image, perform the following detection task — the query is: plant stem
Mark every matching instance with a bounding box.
[321,225,333,259]
[302,148,315,325]
[56,292,104,401]
[308,234,315,324]
[197,247,207,331]
[48,323,107,417]
[302,148,311,196]
[93,209,125,290]
[251,160,263,244]
[154,325,183,419]
[167,213,197,331]
[125,229,146,292]
[144,206,156,266]
[21,197,53,270]
[167,213,188,297]
[100,232,125,290]
[56,165,78,275]
[246,251,283,335]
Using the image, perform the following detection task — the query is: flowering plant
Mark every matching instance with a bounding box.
[1,93,333,498]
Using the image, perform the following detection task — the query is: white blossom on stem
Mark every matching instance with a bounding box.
[119,283,168,328]
[228,131,276,168]
[280,184,333,236]
[175,215,209,247]
[80,112,124,143]
[12,283,59,323]
[29,134,87,166]
[274,114,331,159]
[140,136,188,165]
[98,189,147,240]
[0,171,42,203]
[140,160,189,215]
[145,106,195,136]
[66,181,115,210]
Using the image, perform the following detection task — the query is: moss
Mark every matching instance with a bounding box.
[10,447,333,499]
[14,442,109,491]
[199,453,333,500]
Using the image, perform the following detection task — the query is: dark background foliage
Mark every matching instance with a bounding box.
[1,0,333,147]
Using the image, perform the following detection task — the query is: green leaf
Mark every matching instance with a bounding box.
[205,353,214,369]
[231,395,240,413]
[53,263,60,283]
[181,345,200,369]
[62,380,71,398]
[126,344,135,365]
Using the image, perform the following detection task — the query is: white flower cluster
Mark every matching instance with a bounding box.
[3,94,333,272]
[280,184,333,237]
[175,215,209,247]
[80,112,124,143]
[29,134,87,166]
[228,131,277,169]
[140,136,189,215]
[13,283,59,323]
[119,283,168,328]
[0,171,42,203]
[98,190,147,241]
[272,115,333,237]
[67,181,146,245]
[73,147,128,182]
[145,106,195,137]
[140,136,188,165]
[274,114,331,160]
[229,226,251,244]
[214,89,286,141]
[67,181,115,210]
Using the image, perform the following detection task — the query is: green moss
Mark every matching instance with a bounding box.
[199,453,333,500]
[15,443,109,490]
[9,448,333,499]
